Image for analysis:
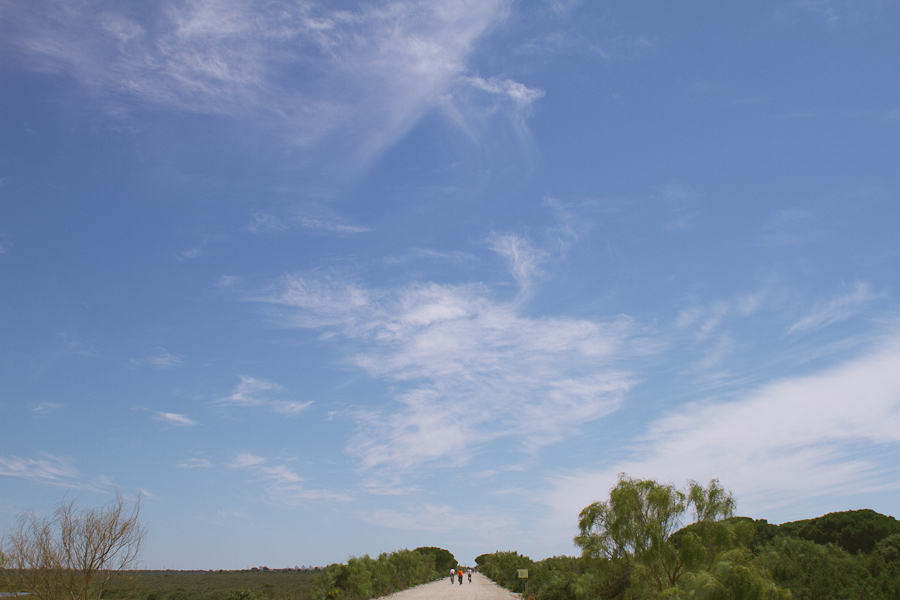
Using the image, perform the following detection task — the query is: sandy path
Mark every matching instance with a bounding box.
[377,573,521,600]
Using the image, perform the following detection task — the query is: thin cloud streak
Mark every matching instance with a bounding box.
[489,233,548,296]
[788,281,877,333]
[229,452,351,504]
[217,375,312,415]
[362,503,516,533]
[155,412,197,426]
[129,349,185,369]
[0,453,81,485]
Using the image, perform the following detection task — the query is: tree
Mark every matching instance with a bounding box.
[1,491,145,600]
[574,475,735,592]
[413,546,455,574]
[688,479,736,525]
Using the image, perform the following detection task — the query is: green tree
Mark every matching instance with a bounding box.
[678,549,791,600]
[575,475,735,592]
[688,479,736,524]
[413,547,455,575]
[866,533,900,599]
[753,536,866,600]
[779,509,900,555]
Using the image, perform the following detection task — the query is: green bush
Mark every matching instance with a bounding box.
[753,536,867,600]
[780,509,900,555]
[312,548,443,600]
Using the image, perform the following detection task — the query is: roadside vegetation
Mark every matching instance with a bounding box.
[477,474,900,600]
[4,479,899,600]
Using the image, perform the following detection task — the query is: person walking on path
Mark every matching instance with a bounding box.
[467,568,472,583]
[457,569,463,585]
[371,571,520,600]
[450,568,456,583]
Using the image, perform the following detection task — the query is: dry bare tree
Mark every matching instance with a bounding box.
[1,491,145,600]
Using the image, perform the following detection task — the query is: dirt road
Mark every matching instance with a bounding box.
[378,574,522,600]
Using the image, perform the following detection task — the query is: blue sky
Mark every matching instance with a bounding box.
[1,0,899,570]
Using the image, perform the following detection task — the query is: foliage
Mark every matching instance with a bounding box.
[1,492,145,600]
[676,549,791,600]
[474,551,533,591]
[777,509,900,555]
[754,536,866,600]
[412,547,455,574]
[312,548,443,600]
[865,533,900,599]
[574,475,735,592]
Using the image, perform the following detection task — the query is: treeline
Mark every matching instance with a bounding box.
[477,475,900,600]
[311,547,456,600]
[83,547,456,600]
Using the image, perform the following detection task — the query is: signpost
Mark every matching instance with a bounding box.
[517,569,528,595]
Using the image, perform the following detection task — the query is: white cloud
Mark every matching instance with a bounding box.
[362,503,516,533]
[155,411,197,426]
[259,273,643,474]
[248,209,371,235]
[230,452,267,469]
[220,376,282,407]
[229,452,350,504]
[33,402,63,415]
[248,213,288,233]
[179,458,212,468]
[463,76,545,105]
[294,212,372,234]
[788,281,877,333]
[0,453,81,485]
[544,334,900,528]
[759,208,825,247]
[130,349,185,369]
[217,375,312,415]
[489,233,548,296]
[4,0,518,167]
[175,238,214,261]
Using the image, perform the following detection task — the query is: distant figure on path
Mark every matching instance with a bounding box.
[450,568,455,583]
[467,568,472,583]
[457,569,463,585]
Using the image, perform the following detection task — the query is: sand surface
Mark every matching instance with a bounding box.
[377,574,522,600]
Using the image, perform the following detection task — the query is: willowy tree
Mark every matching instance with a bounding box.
[1,491,145,600]
[574,474,735,593]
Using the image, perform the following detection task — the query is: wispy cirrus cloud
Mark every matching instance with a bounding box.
[759,208,825,247]
[257,265,645,474]
[788,281,877,333]
[179,458,212,469]
[363,503,516,533]
[489,233,548,295]
[129,349,185,369]
[545,333,900,528]
[249,209,372,235]
[2,0,524,168]
[33,402,64,415]
[155,411,197,426]
[217,376,312,415]
[0,453,81,485]
[229,452,350,504]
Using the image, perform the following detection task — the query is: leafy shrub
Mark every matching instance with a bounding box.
[312,548,443,600]
[779,509,900,555]
[475,551,533,592]
[753,536,866,600]
[413,547,454,574]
